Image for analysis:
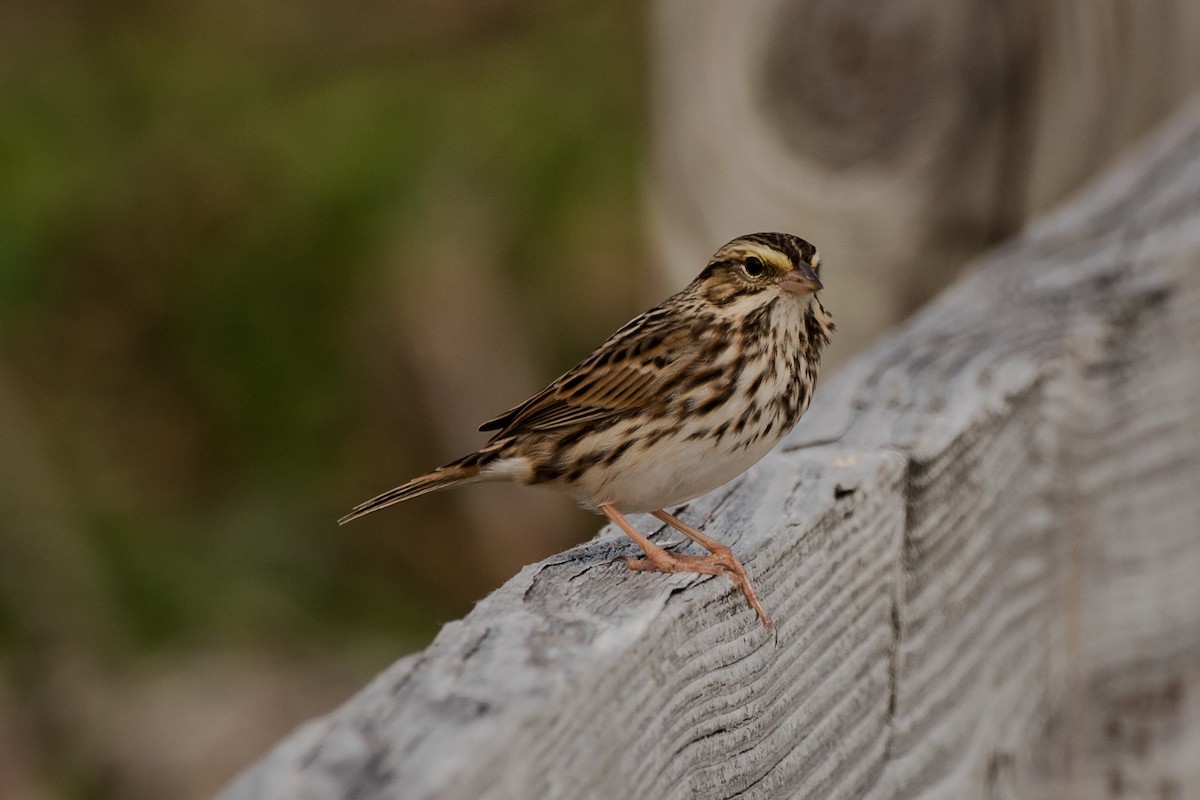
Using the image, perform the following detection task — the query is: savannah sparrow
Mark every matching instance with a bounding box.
[341,232,833,630]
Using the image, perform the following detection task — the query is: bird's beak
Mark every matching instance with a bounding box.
[780,262,822,295]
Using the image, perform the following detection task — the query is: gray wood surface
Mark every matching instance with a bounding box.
[219,99,1200,800]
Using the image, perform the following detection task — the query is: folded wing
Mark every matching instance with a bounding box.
[479,312,697,438]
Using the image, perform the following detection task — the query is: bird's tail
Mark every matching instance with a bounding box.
[338,460,485,525]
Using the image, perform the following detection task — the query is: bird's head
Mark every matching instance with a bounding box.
[693,232,822,308]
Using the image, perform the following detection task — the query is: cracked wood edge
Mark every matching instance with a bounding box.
[219,97,1200,800]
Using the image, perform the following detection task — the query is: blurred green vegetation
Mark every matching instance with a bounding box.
[0,1,647,797]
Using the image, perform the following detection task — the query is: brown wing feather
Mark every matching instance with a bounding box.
[478,305,697,438]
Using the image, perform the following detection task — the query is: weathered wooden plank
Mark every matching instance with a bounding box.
[219,100,1200,800]
[224,447,906,800]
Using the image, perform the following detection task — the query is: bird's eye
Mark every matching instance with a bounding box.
[743,256,766,277]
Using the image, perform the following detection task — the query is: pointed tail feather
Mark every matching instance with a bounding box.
[338,462,483,525]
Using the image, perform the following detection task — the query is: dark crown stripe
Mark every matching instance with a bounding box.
[739,232,816,267]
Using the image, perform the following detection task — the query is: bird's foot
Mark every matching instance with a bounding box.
[625,547,773,631]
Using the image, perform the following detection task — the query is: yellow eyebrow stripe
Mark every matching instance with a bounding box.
[729,246,790,274]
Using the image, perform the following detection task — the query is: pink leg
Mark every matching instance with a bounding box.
[652,509,772,631]
[599,504,773,630]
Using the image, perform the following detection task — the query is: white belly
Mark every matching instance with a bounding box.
[563,414,786,513]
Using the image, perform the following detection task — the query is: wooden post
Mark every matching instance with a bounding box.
[218,97,1200,800]
[648,0,1200,358]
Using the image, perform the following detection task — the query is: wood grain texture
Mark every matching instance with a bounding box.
[648,0,1200,360]
[219,100,1200,800]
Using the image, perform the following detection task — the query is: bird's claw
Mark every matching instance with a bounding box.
[624,551,773,632]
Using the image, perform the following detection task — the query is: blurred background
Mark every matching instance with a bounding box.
[2,1,1199,798]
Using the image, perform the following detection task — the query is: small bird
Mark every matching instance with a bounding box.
[341,232,833,630]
